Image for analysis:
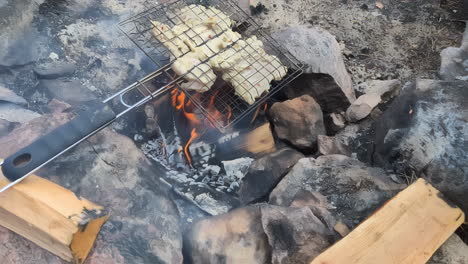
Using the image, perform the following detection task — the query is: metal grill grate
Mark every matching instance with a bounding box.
[118,0,303,130]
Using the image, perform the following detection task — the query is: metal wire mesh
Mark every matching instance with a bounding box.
[119,0,303,130]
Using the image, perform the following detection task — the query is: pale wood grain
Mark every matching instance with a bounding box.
[0,160,108,263]
[311,178,465,264]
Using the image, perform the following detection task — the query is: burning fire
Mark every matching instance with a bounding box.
[171,88,233,165]
[183,128,199,166]
[171,88,267,166]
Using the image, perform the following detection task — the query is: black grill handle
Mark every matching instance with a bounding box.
[1,101,116,182]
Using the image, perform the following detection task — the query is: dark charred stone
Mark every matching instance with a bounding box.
[238,148,304,204]
[373,79,468,214]
[261,206,334,264]
[185,204,270,264]
[270,155,404,228]
[186,203,334,264]
[317,135,351,156]
[250,3,269,16]
[33,62,77,80]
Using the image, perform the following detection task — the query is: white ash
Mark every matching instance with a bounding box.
[222,157,254,181]
[194,193,230,215]
[166,171,194,184]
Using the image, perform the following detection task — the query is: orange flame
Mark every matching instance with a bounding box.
[184,128,199,166]
[171,88,233,165]
[175,92,185,110]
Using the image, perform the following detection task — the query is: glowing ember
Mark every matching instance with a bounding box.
[184,128,199,166]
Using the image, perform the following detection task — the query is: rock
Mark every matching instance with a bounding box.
[331,118,376,163]
[355,79,402,102]
[333,221,350,237]
[0,112,73,157]
[325,112,346,133]
[0,226,63,264]
[427,234,468,264]
[0,124,183,263]
[374,79,468,213]
[185,205,270,264]
[274,25,356,112]
[439,25,468,81]
[33,62,77,79]
[0,103,41,124]
[346,93,381,122]
[270,95,326,149]
[0,85,27,105]
[270,155,404,227]
[260,205,334,264]
[0,119,16,137]
[46,99,71,114]
[317,135,351,156]
[238,148,304,204]
[37,79,96,105]
[186,204,334,264]
[0,0,45,67]
[44,129,183,264]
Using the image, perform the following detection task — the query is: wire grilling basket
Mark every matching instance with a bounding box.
[119,0,303,130]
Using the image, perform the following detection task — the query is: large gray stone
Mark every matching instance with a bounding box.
[345,92,381,122]
[185,204,334,264]
[260,205,334,264]
[0,113,183,263]
[33,62,77,80]
[0,0,45,67]
[270,95,326,149]
[374,79,468,214]
[185,205,270,264]
[439,25,468,81]
[274,25,356,112]
[270,155,404,227]
[238,148,304,204]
